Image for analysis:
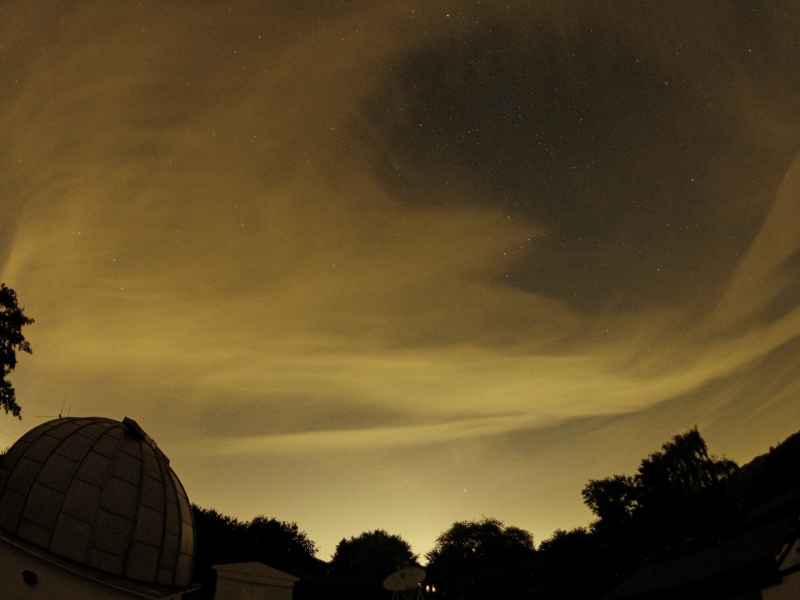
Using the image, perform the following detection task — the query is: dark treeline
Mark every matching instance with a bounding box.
[4,285,797,598]
[187,426,800,600]
[185,509,324,599]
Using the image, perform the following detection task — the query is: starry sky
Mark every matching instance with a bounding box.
[2,1,800,561]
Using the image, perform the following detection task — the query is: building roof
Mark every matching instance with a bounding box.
[745,482,800,526]
[602,515,795,599]
[213,561,300,583]
[0,416,195,590]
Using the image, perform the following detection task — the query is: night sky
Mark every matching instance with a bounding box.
[2,1,800,560]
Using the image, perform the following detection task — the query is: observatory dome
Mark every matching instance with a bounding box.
[0,416,195,591]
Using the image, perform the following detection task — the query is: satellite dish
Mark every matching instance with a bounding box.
[383,566,426,593]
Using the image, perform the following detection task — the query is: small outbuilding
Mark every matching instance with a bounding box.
[212,562,299,600]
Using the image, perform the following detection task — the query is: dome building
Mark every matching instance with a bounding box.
[0,416,197,599]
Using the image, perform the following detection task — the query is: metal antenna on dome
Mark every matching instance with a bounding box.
[35,397,68,419]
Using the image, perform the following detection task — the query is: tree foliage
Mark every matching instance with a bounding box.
[426,518,536,600]
[244,515,319,570]
[537,527,617,587]
[191,504,321,598]
[330,529,417,582]
[192,504,318,572]
[582,427,739,548]
[582,475,637,537]
[0,283,34,418]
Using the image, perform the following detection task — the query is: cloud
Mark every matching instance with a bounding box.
[3,0,800,558]
[704,151,800,332]
[4,1,800,440]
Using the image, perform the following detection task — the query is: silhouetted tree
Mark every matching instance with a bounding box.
[534,427,800,596]
[330,529,418,582]
[426,518,536,600]
[582,475,637,544]
[192,504,243,556]
[582,427,739,550]
[192,504,318,573]
[0,283,34,418]
[537,527,606,583]
[191,504,321,600]
[634,427,738,541]
[245,515,319,572]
